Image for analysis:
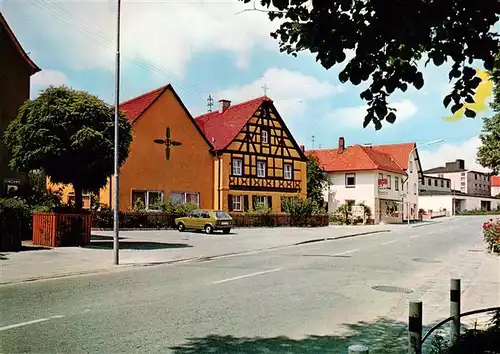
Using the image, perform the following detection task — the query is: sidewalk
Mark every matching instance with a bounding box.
[1,225,392,285]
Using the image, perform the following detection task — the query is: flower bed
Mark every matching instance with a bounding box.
[483,219,500,253]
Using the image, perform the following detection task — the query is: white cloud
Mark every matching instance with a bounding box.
[329,99,418,127]
[216,68,342,117]
[13,0,280,77]
[419,136,490,173]
[31,70,68,87]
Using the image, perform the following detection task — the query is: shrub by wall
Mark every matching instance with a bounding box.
[91,211,329,230]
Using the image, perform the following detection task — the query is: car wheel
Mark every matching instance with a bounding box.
[222,229,230,234]
[178,223,185,232]
[204,224,213,234]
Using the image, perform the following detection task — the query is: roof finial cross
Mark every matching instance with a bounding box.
[262,83,269,97]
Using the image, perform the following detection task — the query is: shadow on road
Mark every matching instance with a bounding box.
[168,317,434,353]
[85,241,192,250]
[91,234,128,241]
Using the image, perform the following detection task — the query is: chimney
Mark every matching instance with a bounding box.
[219,99,231,113]
[300,145,305,152]
[338,137,345,153]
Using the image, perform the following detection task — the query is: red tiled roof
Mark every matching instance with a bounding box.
[0,12,40,75]
[308,145,406,174]
[371,143,416,169]
[492,176,500,187]
[194,96,271,151]
[119,85,169,123]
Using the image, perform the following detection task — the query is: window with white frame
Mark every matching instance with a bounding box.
[254,195,266,209]
[232,158,243,176]
[131,190,164,210]
[232,195,242,211]
[261,129,269,144]
[284,163,293,180]
[170,191,200,206]
[345,173,356,187]
[387,175,392,189]
[257,160,266,177]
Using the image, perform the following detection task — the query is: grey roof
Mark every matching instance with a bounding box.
[423,167,466,173]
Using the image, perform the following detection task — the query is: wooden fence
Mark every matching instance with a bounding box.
[32,212,92,247]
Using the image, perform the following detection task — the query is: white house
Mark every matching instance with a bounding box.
[308,138,423,224]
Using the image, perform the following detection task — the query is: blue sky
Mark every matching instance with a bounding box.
[2,0,495,171]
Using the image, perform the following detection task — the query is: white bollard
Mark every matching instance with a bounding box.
[348,344,369,353]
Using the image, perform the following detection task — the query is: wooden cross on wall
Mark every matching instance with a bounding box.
[154,127,182,160]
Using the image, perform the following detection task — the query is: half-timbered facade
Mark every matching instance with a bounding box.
[195,97,308,212]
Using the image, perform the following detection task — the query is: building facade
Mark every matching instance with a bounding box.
[49,89,307,212]
[424,159,491,196]
[194,97,308,212]
[420,175,452,193]
[0,13,41,197]
[309,139,422,223]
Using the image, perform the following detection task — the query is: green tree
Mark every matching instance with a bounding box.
[306,154,331,209]
[477,59,500,174]
[241,0,499,129]
[3,86,133,210]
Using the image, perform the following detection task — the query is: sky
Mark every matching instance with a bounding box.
[2,0,496,173]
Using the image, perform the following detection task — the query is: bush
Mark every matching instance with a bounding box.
[0,198,32,249]
[281,197,328,226]
[457,209,500,215]
[483,219,500,253]
[430,309,500,353]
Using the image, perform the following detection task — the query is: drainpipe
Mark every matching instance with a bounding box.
[218,152,222,209]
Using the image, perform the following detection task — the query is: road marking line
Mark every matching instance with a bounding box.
[0,315,64,332]
[381,240,397,245]
[410,235,420,239]
[331,249,359,256]
[210,268,283,285]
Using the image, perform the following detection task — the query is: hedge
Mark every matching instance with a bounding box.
[91,211,329,229]
[456,209,500,216]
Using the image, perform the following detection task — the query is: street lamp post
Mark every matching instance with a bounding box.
[405,139,444,225]
[113,0,122,265]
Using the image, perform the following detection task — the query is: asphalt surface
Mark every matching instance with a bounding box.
[1,216,498,353]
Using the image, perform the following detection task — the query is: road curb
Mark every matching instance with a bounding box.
[1,229,391,286]
[295,229,391,245]
[411,221,442,228]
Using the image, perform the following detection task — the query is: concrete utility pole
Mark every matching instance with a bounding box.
[113,0,122,265]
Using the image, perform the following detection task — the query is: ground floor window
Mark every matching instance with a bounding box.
[131,190,164,210]
[252,195,273,210]
[170,191,200,206]
[228,195,249,212]
[67,194,91,209]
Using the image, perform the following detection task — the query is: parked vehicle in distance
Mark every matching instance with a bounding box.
[175,210,233,234]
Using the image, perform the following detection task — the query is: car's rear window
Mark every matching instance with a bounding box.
[215,211,230,219]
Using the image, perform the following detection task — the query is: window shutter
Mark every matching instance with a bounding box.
[267,196,272,210]
[252,196,257,210]
[228,195,233,211]
[244,195,249,211]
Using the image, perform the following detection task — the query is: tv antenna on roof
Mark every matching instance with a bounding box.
[207,95,214,112]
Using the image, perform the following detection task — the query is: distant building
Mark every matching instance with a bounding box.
[419,175,452,193]
[492,176,500,197]
[419,159,500,213]
[0,13,41,197]
[423,159,491,196]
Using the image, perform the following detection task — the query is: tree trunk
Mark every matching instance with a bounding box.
[73,185,83,211]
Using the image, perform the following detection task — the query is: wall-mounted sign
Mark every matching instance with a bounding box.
[4,178,21,196]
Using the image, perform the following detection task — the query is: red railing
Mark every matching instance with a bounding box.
[32,212,92,247]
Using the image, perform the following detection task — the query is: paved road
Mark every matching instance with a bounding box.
[1,216,498,353]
